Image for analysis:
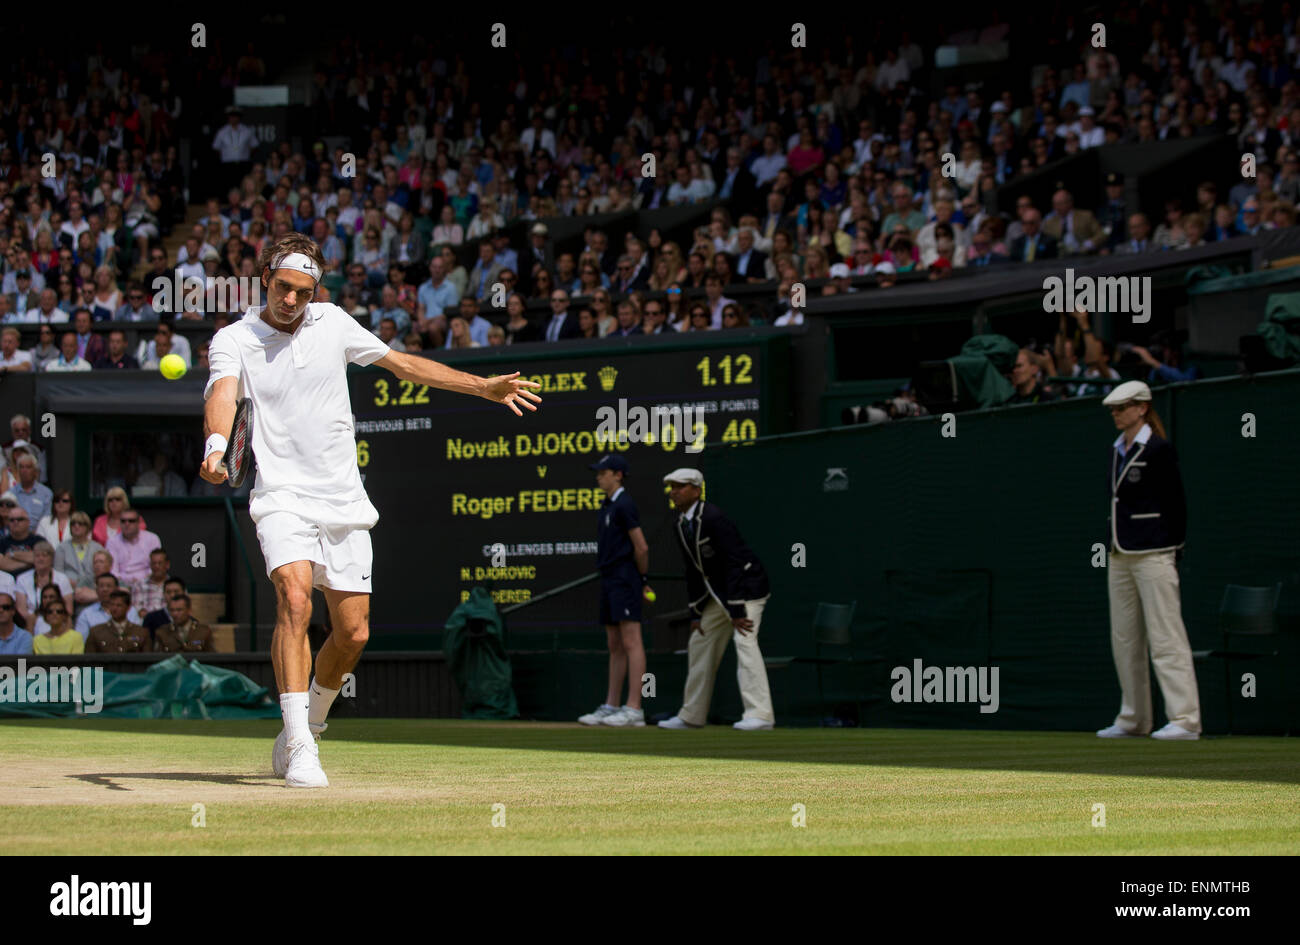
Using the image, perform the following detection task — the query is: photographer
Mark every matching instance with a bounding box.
[1006,347,1060,404]
[1129,331,1200,385]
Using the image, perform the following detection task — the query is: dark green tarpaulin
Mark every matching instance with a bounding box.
[948,334,1018,408]
[1182,264,1237,288]
[0,655,279,719]
[1186,264,1298,294]
[1258,291,1300,362]
[443,587,519,719]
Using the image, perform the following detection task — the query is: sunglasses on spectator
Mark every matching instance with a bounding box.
[0,604,12,611]
[121,516,139,523]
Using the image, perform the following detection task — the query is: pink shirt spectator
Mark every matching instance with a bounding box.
[398,165,422,190]
[92,512,148,547]
[787,145,825,177]
[105,528,162,586]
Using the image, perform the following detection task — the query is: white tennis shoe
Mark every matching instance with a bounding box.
[284,736,329,788]
[577,704,618,725]
[1096,724,1143,738]
[657,716,702,730]
[601,706,645,727]
[1151,722,1200,740]
[272,722,327,777]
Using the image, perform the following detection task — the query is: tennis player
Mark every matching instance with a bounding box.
[200,233,541,787]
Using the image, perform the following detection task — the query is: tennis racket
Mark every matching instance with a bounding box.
[222,397,255,487]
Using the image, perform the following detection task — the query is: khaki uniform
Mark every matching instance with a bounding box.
[86,619,153,653]
[155,618,215,653]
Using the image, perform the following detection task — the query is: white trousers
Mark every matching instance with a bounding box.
[677,595,774,725]
[1108,549,1202,733]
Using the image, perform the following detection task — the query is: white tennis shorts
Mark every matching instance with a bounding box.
[256,510,373,593]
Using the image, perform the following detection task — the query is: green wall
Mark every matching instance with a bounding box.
[545,370,1300,733]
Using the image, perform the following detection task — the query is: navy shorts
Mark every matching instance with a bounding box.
[599,565,642,625]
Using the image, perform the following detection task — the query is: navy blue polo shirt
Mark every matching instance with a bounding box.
[596,487,640,573]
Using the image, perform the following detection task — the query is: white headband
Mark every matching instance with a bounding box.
[270,252,321,283]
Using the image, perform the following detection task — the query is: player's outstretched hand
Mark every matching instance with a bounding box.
[199,452,228,485]
[482,372,542,416]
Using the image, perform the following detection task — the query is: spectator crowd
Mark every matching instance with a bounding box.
[0,412,213,655]
[2,8,1299,358]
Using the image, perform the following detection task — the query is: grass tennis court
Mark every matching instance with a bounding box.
[2,719,1297,855]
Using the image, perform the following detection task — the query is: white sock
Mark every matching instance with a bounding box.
[280,692,311,744]
[308,677,339,728]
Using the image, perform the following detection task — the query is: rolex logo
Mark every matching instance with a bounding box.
[598,365,618,392]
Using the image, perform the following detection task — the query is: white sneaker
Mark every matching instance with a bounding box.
[284,736,329,788]
[577,704,618,726]
[733,718,774,731]
[657,716,702,730]
[1151,722,1200,740]
[272,722,327,777]
[1096,724,1143,738]
[601,706,645,727]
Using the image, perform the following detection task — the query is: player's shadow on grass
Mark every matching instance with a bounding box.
[69,772,281,791]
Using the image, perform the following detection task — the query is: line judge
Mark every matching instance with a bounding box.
[1096,380,1201,740]
[657,468,775,731]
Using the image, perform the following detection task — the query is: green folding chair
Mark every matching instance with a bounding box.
[1192,583,1282,734]
[766,601,865,723]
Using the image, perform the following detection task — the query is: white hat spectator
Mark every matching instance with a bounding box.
[874,261,897,274]
[990,102,1009,113]
[1102,380,1153,405]
[829,262,851,278]
[661,468,704,487]
[1078,106,1095,117]
[531,223,549,236]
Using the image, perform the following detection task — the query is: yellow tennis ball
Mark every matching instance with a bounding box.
[159,353,187,380]
[643,588,656,602]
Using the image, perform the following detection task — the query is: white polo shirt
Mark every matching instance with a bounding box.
[205,303,392,529]
[17,568,73,611]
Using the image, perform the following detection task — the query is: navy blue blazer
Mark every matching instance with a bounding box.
[1108,431,1187,553]
[674,501,770,619]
